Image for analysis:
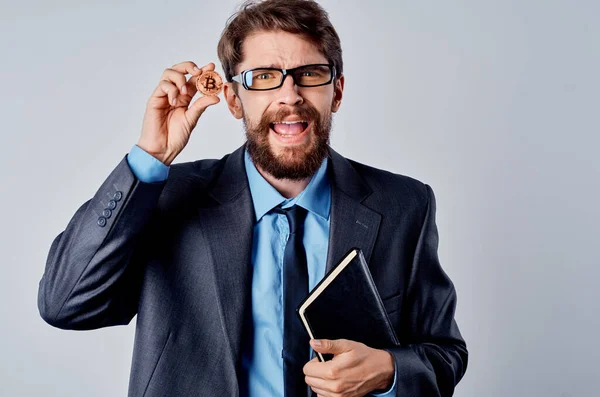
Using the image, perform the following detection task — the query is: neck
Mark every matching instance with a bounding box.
[254,163,312,199]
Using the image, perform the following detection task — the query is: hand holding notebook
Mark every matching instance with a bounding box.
[296,247,401,362]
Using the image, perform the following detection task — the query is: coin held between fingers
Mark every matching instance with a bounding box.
[196,70,223,96]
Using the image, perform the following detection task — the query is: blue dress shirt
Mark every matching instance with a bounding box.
[126,145,396,397]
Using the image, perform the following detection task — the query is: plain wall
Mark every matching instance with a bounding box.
[1,0,598,396]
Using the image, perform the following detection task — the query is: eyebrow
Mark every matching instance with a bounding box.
[250,63,326,70]
[253,64,281,69]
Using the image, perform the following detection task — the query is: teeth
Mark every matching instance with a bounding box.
[274,120,307,124]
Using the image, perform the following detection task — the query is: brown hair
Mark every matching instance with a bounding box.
[217,0,343,87]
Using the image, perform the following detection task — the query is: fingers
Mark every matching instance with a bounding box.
[152,80,181,107]
[183,74,200,99]
[161,69,189,98]
[311,339,348,355]
[303,356,332,378]
[152,61,217,105]
[185,94,220,126]
[305,376,335,396]
[311,388,329,397]
[171,60,215,75]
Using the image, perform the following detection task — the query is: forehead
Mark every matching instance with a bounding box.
[238,30,327,71]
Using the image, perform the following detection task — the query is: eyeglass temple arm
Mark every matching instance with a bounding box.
[231,73,251,89]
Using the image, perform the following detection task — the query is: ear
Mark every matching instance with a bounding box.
[331,74,345,113]
[223,82,244,119]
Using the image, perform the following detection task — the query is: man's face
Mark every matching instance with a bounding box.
[223,30,344,180]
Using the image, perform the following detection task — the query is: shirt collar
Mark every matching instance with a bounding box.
[244,148,331,222]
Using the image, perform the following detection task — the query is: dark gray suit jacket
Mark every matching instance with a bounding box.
[38,143,467,396]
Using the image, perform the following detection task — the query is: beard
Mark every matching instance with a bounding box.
[243,103,332,181]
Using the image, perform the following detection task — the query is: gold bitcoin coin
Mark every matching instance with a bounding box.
[196,70,223,96]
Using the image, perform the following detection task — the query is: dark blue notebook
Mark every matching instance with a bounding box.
[296,247,401,362]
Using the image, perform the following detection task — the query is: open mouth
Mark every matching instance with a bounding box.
[269,120,310,136]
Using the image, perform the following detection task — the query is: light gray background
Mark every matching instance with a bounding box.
[1,0,598,396]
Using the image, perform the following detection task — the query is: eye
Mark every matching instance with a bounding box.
[256,73,274,79]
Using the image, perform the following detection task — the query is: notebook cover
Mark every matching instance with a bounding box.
[296,247,400,362]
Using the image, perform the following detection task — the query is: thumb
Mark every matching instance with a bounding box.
[185,94,220,126]
[310,339,350,355]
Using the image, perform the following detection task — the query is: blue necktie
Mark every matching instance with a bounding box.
[276,205,310,397]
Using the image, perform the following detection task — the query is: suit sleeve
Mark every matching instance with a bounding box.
[384,184,468,396]
[37,152,167,330]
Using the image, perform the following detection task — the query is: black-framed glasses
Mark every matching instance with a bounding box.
[231,63,336,91]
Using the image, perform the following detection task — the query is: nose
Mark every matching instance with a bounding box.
[277,73,303,106]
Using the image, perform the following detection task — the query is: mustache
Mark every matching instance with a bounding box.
[257,104,321,131]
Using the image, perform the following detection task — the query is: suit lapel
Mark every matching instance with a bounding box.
[196,144,254,389]
[325,147,382,274]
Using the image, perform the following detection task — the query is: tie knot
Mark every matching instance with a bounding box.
[275,205,307,233]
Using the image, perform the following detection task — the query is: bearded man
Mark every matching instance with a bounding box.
[38,1,468,396]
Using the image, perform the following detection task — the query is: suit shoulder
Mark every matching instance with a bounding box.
[346,158,431,210]
[170,155,225,183]
[157,153,230,209]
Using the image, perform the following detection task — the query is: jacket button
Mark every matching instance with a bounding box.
[113,191,122,202]
[102,209,112,218]
[97,217,107,227]
[107,200,117,210]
